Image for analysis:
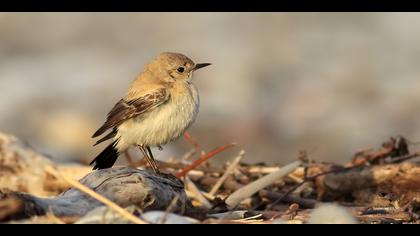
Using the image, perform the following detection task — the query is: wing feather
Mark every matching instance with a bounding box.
[92,88,169,140]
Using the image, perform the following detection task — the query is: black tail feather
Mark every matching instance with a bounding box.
[93,128,117,146]
[90,141,119,170]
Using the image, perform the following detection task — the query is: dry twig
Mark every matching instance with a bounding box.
[225,160,302,209]
[175,143,236,178]
[184,132,200,149]
[209,150,245,196]
[185,176,212,209]
[44,166,147,224]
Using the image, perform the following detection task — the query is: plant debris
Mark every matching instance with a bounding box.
[1,132,419,224]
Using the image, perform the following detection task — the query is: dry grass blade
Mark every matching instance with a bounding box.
[209,150,245,196]
[175,143,236,178]
[233,213,263,222]
[44,166,147,224]
[159,195,180,224]
[225,160,302,209]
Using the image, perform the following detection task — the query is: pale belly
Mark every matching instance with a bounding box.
[115,84,199,151]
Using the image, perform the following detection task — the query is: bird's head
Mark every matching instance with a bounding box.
[147,52,211,83]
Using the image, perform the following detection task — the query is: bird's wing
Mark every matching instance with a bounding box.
[92,88,170,139]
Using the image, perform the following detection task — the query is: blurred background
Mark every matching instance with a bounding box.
[1,12,420,166]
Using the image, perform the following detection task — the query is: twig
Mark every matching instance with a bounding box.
[267,164,361,210]
[184,132,200,149]
[389,151,420,163]
[209,150,245,196]
[232,213,263,222]
[200,192,216,201]
[287,173,304,184]
[247,166,281,174]
[159,195,180,224]
[361,207,396,215]
[184,176,212,209]
[182,132,200,161]
[225,160,302,209]
[181,148,198,161]
[259,190,316,209]
[44,166,147,224]
[145,160,224,173]
[175,143,236,178]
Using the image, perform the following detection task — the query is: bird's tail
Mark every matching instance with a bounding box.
[90,140,119,170]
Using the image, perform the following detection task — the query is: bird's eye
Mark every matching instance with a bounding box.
[177,67,185,73]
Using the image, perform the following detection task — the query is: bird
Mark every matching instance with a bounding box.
[90,52,211,173]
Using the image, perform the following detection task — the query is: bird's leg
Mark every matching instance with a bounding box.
[138,145,160,174]
[147,146,178,180]
[146,146,160,173]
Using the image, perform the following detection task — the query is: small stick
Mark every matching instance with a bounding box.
[200,191,216,201]
[159,195,180,224]
[389,151,420,163]
[247,166,281,174]
[182,148,197,161]
[44,166,147,224]
[175,143,236,178]
[225,160,302,209]
[259,190,317,209]
[184,132,200,149]
[184,176,212,209]
[267,164,361,210]
[209,150,245,196]
[136,159,224,174]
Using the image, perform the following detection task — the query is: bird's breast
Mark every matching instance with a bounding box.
[116,83,199,149]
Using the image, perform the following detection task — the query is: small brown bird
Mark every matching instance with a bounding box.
[90,52,211,173]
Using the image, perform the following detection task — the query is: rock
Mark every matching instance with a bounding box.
[75,207,199,224]
[75,206,135,224]
[308,203,358,224]
[141,211,199,224]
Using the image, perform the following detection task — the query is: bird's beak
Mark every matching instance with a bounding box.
[193,63,211,71]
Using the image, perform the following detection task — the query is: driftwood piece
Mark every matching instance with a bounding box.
[1,167,193,220]
[0,132,196,221]
[0,133,53,196]
[314,162,420,204]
